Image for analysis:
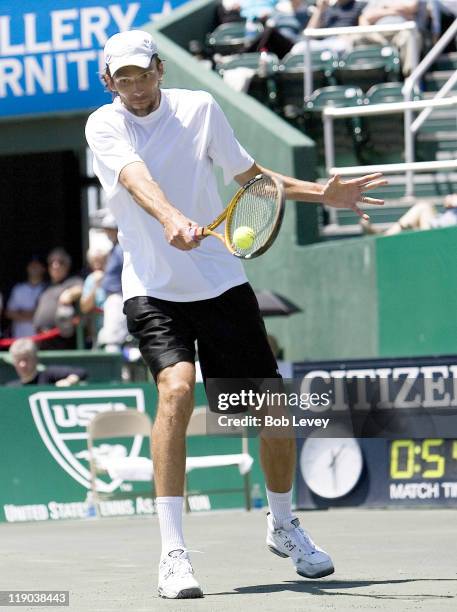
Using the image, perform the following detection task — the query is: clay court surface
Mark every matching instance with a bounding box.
[1,508,456,611]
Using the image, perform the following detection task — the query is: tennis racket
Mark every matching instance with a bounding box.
[189,173,285,259]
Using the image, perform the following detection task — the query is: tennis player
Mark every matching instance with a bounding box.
[86,30,387,599]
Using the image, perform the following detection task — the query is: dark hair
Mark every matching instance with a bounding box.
[47,247,71,267]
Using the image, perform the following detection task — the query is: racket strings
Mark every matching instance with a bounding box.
[227,177,280,256]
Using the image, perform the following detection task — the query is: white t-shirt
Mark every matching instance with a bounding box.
[85,89,254,302]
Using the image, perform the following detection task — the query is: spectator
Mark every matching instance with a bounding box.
[188,40,214,70]
[97,212,128,352]
[354,1,425,76]
[80,248,108,348]
[361,194,457,236]
[290,0,367,55]
[429,0,457,49]
[33,248,83,350]
[241,0,277,21]
[6,338,88,386]
[274,0,311,36]
[244,0,311,57]
[5,256,47,338]
[216,0,243,24]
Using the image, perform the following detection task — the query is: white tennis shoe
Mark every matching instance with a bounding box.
[157,549,203,599]
[266,513,335,579]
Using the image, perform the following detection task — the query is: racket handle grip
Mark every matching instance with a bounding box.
[188,226,204,239]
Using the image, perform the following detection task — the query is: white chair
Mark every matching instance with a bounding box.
[184,407,253,512]
[87,407,254,512]
[87,410,154,511]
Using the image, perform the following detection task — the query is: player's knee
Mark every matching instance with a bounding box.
[159,379,194,411]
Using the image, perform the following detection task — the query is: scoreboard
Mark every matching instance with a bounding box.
[297,438,457,508]
[293,355,457,508]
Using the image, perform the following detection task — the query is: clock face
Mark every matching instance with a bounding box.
[300,436,364,499]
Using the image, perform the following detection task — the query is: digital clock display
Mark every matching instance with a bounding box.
[389,439,457,480]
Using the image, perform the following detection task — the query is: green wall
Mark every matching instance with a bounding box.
[286,237,379,360]
[272,226,457,361]
[377,226,457,356]
[0,383,266,522]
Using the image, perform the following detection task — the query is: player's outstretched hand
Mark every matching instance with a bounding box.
[322,173,388,220]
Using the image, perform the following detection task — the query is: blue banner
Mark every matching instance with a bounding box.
[0,0,187,118]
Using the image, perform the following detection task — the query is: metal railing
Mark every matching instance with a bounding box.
[403,18,457,195]
[323,96,457,175]
[329,159,457,176]
[303,21,418,100]
[323,158,457,232]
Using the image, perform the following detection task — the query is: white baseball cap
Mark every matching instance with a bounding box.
[104,30,158,76]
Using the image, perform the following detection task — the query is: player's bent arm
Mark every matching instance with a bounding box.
[235,162,325,203]
[236,162,387,218]
[119,161,199,250]
[120,161,184,225]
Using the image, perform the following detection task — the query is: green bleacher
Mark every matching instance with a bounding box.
[195,3,457,237]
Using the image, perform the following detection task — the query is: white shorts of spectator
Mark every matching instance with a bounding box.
[97,293,128,352]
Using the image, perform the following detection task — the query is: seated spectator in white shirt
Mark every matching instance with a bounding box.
[5,256,47,338]
[355,1,425,76]
[96,212,128,352]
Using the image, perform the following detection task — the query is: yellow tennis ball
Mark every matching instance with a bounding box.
[233,226,255,249]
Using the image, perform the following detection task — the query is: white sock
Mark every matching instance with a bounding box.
[266,487,294,525]
[156,496,186,558]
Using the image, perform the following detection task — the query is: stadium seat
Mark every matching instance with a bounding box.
[365,82,405,104]
[276,50,337,113]
[216,52,280,109]
[303,86,365,168]
[335,45,401,92]
[305,84,364,110]
[206,21,263,56]
[359,83,422,165]
[431,51,457,72]
[415,96,457,162]
[424,52,457,94]
[215,52,279,73]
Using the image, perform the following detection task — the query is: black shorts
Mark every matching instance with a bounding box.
[123,282,280,389]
